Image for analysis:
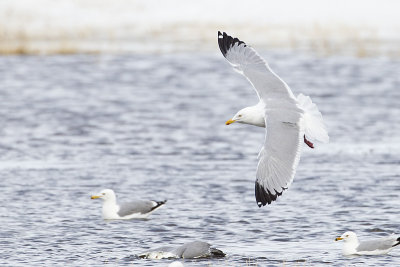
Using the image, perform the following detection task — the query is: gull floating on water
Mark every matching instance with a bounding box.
[91,189,166,220]
[138,241,225,259]
[218,31,329,207]
[335,231,400,255]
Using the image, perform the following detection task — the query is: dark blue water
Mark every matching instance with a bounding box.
[0,53,399,266]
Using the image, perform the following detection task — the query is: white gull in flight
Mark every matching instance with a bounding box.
[218,31,329,207]
[91,189,166,220]
[335,231,400,255]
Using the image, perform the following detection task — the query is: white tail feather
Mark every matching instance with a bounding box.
[297,93,329,144]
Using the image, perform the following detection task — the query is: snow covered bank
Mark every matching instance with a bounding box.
[0,0,399,56]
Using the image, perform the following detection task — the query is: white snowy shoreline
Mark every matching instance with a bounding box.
[1,0,399,56]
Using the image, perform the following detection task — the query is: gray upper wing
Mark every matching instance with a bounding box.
[357,237,397,252]
[117,200,155,217]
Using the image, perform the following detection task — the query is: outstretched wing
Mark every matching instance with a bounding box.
[255,106,304,206]
[218,31,297,103]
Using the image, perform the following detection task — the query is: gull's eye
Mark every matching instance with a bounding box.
[345,235,349,237]
[238,115,242,118]
[102,193,105,195]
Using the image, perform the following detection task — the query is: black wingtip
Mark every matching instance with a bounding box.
[255,181,284,207]
[217,31,246,58]
[159,200,167,205]
[393,237,400,247]
[210,248,226,258]
[150,200,167,211]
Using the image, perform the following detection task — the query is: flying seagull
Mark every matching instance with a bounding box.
[91,189,166,219]
[218,31,329,207]
[335,231,400,255]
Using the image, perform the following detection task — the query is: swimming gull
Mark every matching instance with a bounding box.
[91,189,166,220]
[335,231,400,255]
[218,31,329,207]
[138,241,225,259]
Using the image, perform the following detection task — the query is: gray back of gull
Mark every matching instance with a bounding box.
[117,200,155,217]
[357,237,397,252]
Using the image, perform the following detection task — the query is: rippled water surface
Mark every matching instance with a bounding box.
[1,53,399,266]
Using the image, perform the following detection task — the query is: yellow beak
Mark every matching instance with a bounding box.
[335,237,343,241]
[225,119,236,125]
[91,195,100,199]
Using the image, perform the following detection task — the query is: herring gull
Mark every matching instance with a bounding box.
[91,189,166,220]
[335,231,400,255]
[138,241,225,259]
[218,31,329,207]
